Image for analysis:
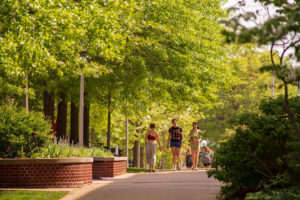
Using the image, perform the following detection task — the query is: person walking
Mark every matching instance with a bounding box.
[201,146,214,168]
[184,148,193,169]
[167,119,183,171]
[189,122,203,170]
[145,123,161,172]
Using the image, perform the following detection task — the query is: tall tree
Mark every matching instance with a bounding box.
[223,0,300,140]
[70,102,79,145]
[56,92,67,140]
[84,101,90,147]
[43,89,54,124]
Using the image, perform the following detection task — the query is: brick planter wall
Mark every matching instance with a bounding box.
[0,158,93,188]
[93,157,127,179]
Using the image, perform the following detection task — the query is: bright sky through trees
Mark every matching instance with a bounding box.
[224,0,300,67]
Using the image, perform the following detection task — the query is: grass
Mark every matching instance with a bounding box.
[0,190,68,200]
[127,167,150,173]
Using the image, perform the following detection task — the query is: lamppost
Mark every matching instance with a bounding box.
[25,72,29,113]
[79,73,84,147]
[79,51,87,147]
[271,73,275,99]
[125,100,129,167]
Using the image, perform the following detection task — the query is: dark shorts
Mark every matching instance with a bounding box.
[170,140,181,148]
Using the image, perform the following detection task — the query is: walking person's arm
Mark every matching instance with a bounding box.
[167,132,170,150]
[145,132,149,144]
[189,130,193,144]
[207,146,214,156]
[180,130,184,148]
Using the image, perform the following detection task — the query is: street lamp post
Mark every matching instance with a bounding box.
[271,73,275,99]
[25,72,29,113]
[125,100,129,167]
[162,131,165,169]
[79,73,84,147]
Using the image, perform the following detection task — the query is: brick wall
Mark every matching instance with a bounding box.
[0,158,93,188]
[93,157,127,179]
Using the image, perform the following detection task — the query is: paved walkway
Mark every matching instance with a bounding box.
[61,169,221,200]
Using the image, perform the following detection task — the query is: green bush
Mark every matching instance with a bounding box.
[31,141,113,158]
[245,186,300,200]
[0,104,52,158]
[208,96,300,200]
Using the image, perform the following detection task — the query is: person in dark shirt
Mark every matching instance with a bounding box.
[167,119,183,170]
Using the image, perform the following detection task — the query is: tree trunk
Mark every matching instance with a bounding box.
[140,146,144,168]
[107,92,111,150]
[57,92,67,141]
[133,141,140,168]
[84,102,90,147]
[283,82,300,140]
[43,90,54,125]
[91,127,95,146]
[70,102,79,145]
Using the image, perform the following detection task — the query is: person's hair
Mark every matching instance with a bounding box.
[192,122,199,129]
[172,119,177,123]
[150,123,155,128]
[205,146,213,155]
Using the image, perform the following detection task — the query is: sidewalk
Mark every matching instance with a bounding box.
[61,169,221,200]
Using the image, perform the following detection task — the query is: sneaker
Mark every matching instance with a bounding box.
[174,166,177,171]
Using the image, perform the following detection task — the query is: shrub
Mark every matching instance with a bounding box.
[30,140,113,158]
[208,96,300,200]
[245,186,300,200]
[0,104,52,158]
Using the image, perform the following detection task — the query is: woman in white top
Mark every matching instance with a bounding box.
[189,122,203,170]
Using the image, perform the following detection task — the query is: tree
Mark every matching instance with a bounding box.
[200,44,298,142]
[223,0,300,140]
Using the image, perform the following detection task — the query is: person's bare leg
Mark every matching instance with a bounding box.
[191,150,196,170]
[176,148,181,170]
[195,150,199,170]
[171,147,177,170]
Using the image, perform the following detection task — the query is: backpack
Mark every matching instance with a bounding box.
[186,154,193,167]
[203,154,211,165]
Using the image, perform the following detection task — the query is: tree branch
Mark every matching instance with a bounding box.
[280,38,300,65]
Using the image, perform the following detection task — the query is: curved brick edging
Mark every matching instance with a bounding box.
[0,158,93,188]
[93,157,127,179]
